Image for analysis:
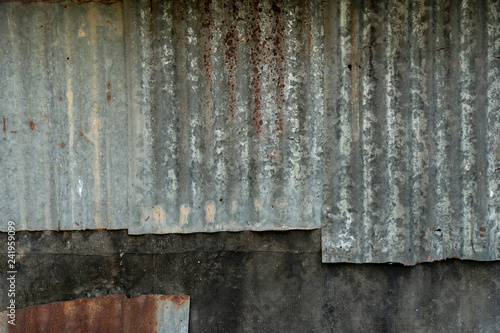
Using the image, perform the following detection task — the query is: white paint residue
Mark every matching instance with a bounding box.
[77,178,83,196]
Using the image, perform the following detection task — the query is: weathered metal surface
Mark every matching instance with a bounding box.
[0,0,323,234]
[322,0,500,264]
[1,0,499,264]
[0,294,189,332]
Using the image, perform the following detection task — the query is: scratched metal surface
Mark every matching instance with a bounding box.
[322,0,500,264]
[0,0,324,233]
[0,294,190,332]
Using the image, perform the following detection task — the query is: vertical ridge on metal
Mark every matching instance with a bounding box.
[0,0,324,233]
[322,0,500,265]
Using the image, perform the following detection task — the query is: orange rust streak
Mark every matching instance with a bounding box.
[30,120,35,131]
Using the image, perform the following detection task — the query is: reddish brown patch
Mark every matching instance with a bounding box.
[2,116,5,133]
[223,2,239,123]
[10,131,16,134]
[58,220,60,231]
[480,233,487,238]
[80,131,84,136]
[8,294,185,333]
[60,141,65,148]
[106,81,111,90]
[249,0,264,138]
[107,92,111,103]
[30,120,35,130]
[59,96,63,101]
[165,295,190,308]
[474,56,485,66]
[479,226,486,232]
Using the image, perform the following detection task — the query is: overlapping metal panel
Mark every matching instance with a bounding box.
[1,0,499,264]
[322,0,500,264]
[0,0,324,233]
[0,294,190,332]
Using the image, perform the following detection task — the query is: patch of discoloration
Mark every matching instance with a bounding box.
[204,201,216,223]
[180,204,191,226]
[151,205,166,227]
[163,295,190,308]
[253,197,263,212]
[231,200,238,215]
[274,197,287,209]
[303,195,313,215]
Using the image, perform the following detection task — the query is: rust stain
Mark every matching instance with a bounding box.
[5,294,186,333]
[202,0,215,143]
[60,140,65,148]
[164,295,190,308]
[30,120,35,131]
[223,0,239,123]
[10,131,16,134]
[480,233,487,238]
[272,0,286,143]
[107,91,111,103]
[80,131,84,136]
[474,56,485,66]
[479,226,486,232]
[2,116,5,133]
[249,0,269,140]
[106,81,111,90]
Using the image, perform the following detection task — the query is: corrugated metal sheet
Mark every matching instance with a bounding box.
[0,294,189,332]
[0,0,324,233]
[322,0,500,264]
[1,0,499,264]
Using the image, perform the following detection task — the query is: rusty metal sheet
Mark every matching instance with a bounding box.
[322,0,500,264]
[0,294,189,332]
[0,0,323,234]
